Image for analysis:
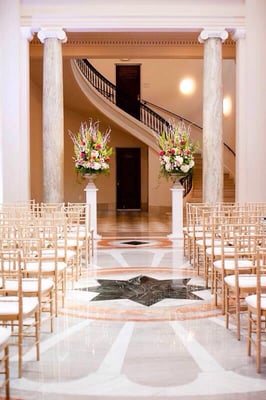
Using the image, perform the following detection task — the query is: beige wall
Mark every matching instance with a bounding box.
[91,58,236,175]
[30,66,149,208]
[30,54,235,209]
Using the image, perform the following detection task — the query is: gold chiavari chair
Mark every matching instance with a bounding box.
[0,249,40,378]
[213,222,258,314]
[0,327,11,399]
[66,202,94,265]
[23,221,68,317]
[245,247,266,372]
[224,232,266,341]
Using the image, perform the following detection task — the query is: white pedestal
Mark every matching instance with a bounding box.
[167,182,184,239]
[84,179,101,240]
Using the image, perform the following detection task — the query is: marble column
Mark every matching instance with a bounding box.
[37,28,67,203]
[199,29,228,204]
[231,29,247,203]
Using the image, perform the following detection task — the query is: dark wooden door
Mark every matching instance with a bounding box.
[116,65,140,120]
[116,148,141,210]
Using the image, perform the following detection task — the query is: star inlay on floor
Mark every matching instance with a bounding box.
[78,275,204,306]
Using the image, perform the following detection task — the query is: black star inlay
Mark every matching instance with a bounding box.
[79,275,204,307]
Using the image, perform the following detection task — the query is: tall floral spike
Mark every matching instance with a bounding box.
[157,121,198,178]
[69,119,112,177]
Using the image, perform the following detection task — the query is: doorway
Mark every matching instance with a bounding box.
[116,65,141,120]
[116,148,141,210]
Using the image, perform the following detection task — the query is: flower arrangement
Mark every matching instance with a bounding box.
[69,119,112,177]
[157,121,198,178]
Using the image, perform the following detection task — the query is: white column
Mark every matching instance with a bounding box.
[199,29,228,204]
[0,0,20,202]
[84,179,101,240]
[231,29,247,203]
[241,0,266,201]
[20,27,34,201]
[168,182,184,240]
[37,28,67,203]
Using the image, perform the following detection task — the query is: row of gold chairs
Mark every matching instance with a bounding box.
[183,202,266,373]
[0,201,94,388]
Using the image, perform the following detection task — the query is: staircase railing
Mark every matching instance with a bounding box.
[74,58,193,196]
[143,99,236,157]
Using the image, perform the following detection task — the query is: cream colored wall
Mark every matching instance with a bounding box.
[65,112,148,209]
[90,58,236,174]
[30,79,149,208]
[149,147,172,210]
[30,54,235,209]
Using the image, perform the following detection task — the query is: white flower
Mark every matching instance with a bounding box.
[189,160,195,168]
[92,162,101,170]
[175,156,183,165]
[101,162,109,170]
[180,164,190,173]
[165,163,172,172]
[163,155,170,163]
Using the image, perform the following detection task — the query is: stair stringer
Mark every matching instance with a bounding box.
[71,59,159,153]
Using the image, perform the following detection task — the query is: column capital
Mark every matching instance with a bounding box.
[37,28,67,44]
[231,28,246,41]
[198,29,228,43]
[20,27,34,41]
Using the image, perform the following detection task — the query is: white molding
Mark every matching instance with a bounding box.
[231,28,246,41]
[21,16,245,32]
[20,27,34,41]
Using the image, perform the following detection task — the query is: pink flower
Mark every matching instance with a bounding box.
[159,150,165,156]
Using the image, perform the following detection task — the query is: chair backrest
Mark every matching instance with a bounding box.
[0,249,23,310]
[256,247,266,307]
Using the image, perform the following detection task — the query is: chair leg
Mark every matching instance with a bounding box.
[4,345,10,400]
[236,290,241,341]
[247,310,252,357]
[256,314,261,373]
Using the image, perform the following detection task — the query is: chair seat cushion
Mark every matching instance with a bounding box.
[224,274,266,288]
[245,294,266,310]
[213,259,254,270]
[4,278,54,293]
[42,248,76,261]
[206,246,235,256]
[0,327,11,350]
[0,296,39,315]
[196,238,221,247]
[57,239,84,247]
[25,261,67,273]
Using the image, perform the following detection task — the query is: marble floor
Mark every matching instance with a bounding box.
[3,211,266,400]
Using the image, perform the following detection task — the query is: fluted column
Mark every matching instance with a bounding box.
[231,29,246,203]
[37,28,67,203]
[199,29,228,204]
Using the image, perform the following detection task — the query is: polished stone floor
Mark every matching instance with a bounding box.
[4,211,266,400]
